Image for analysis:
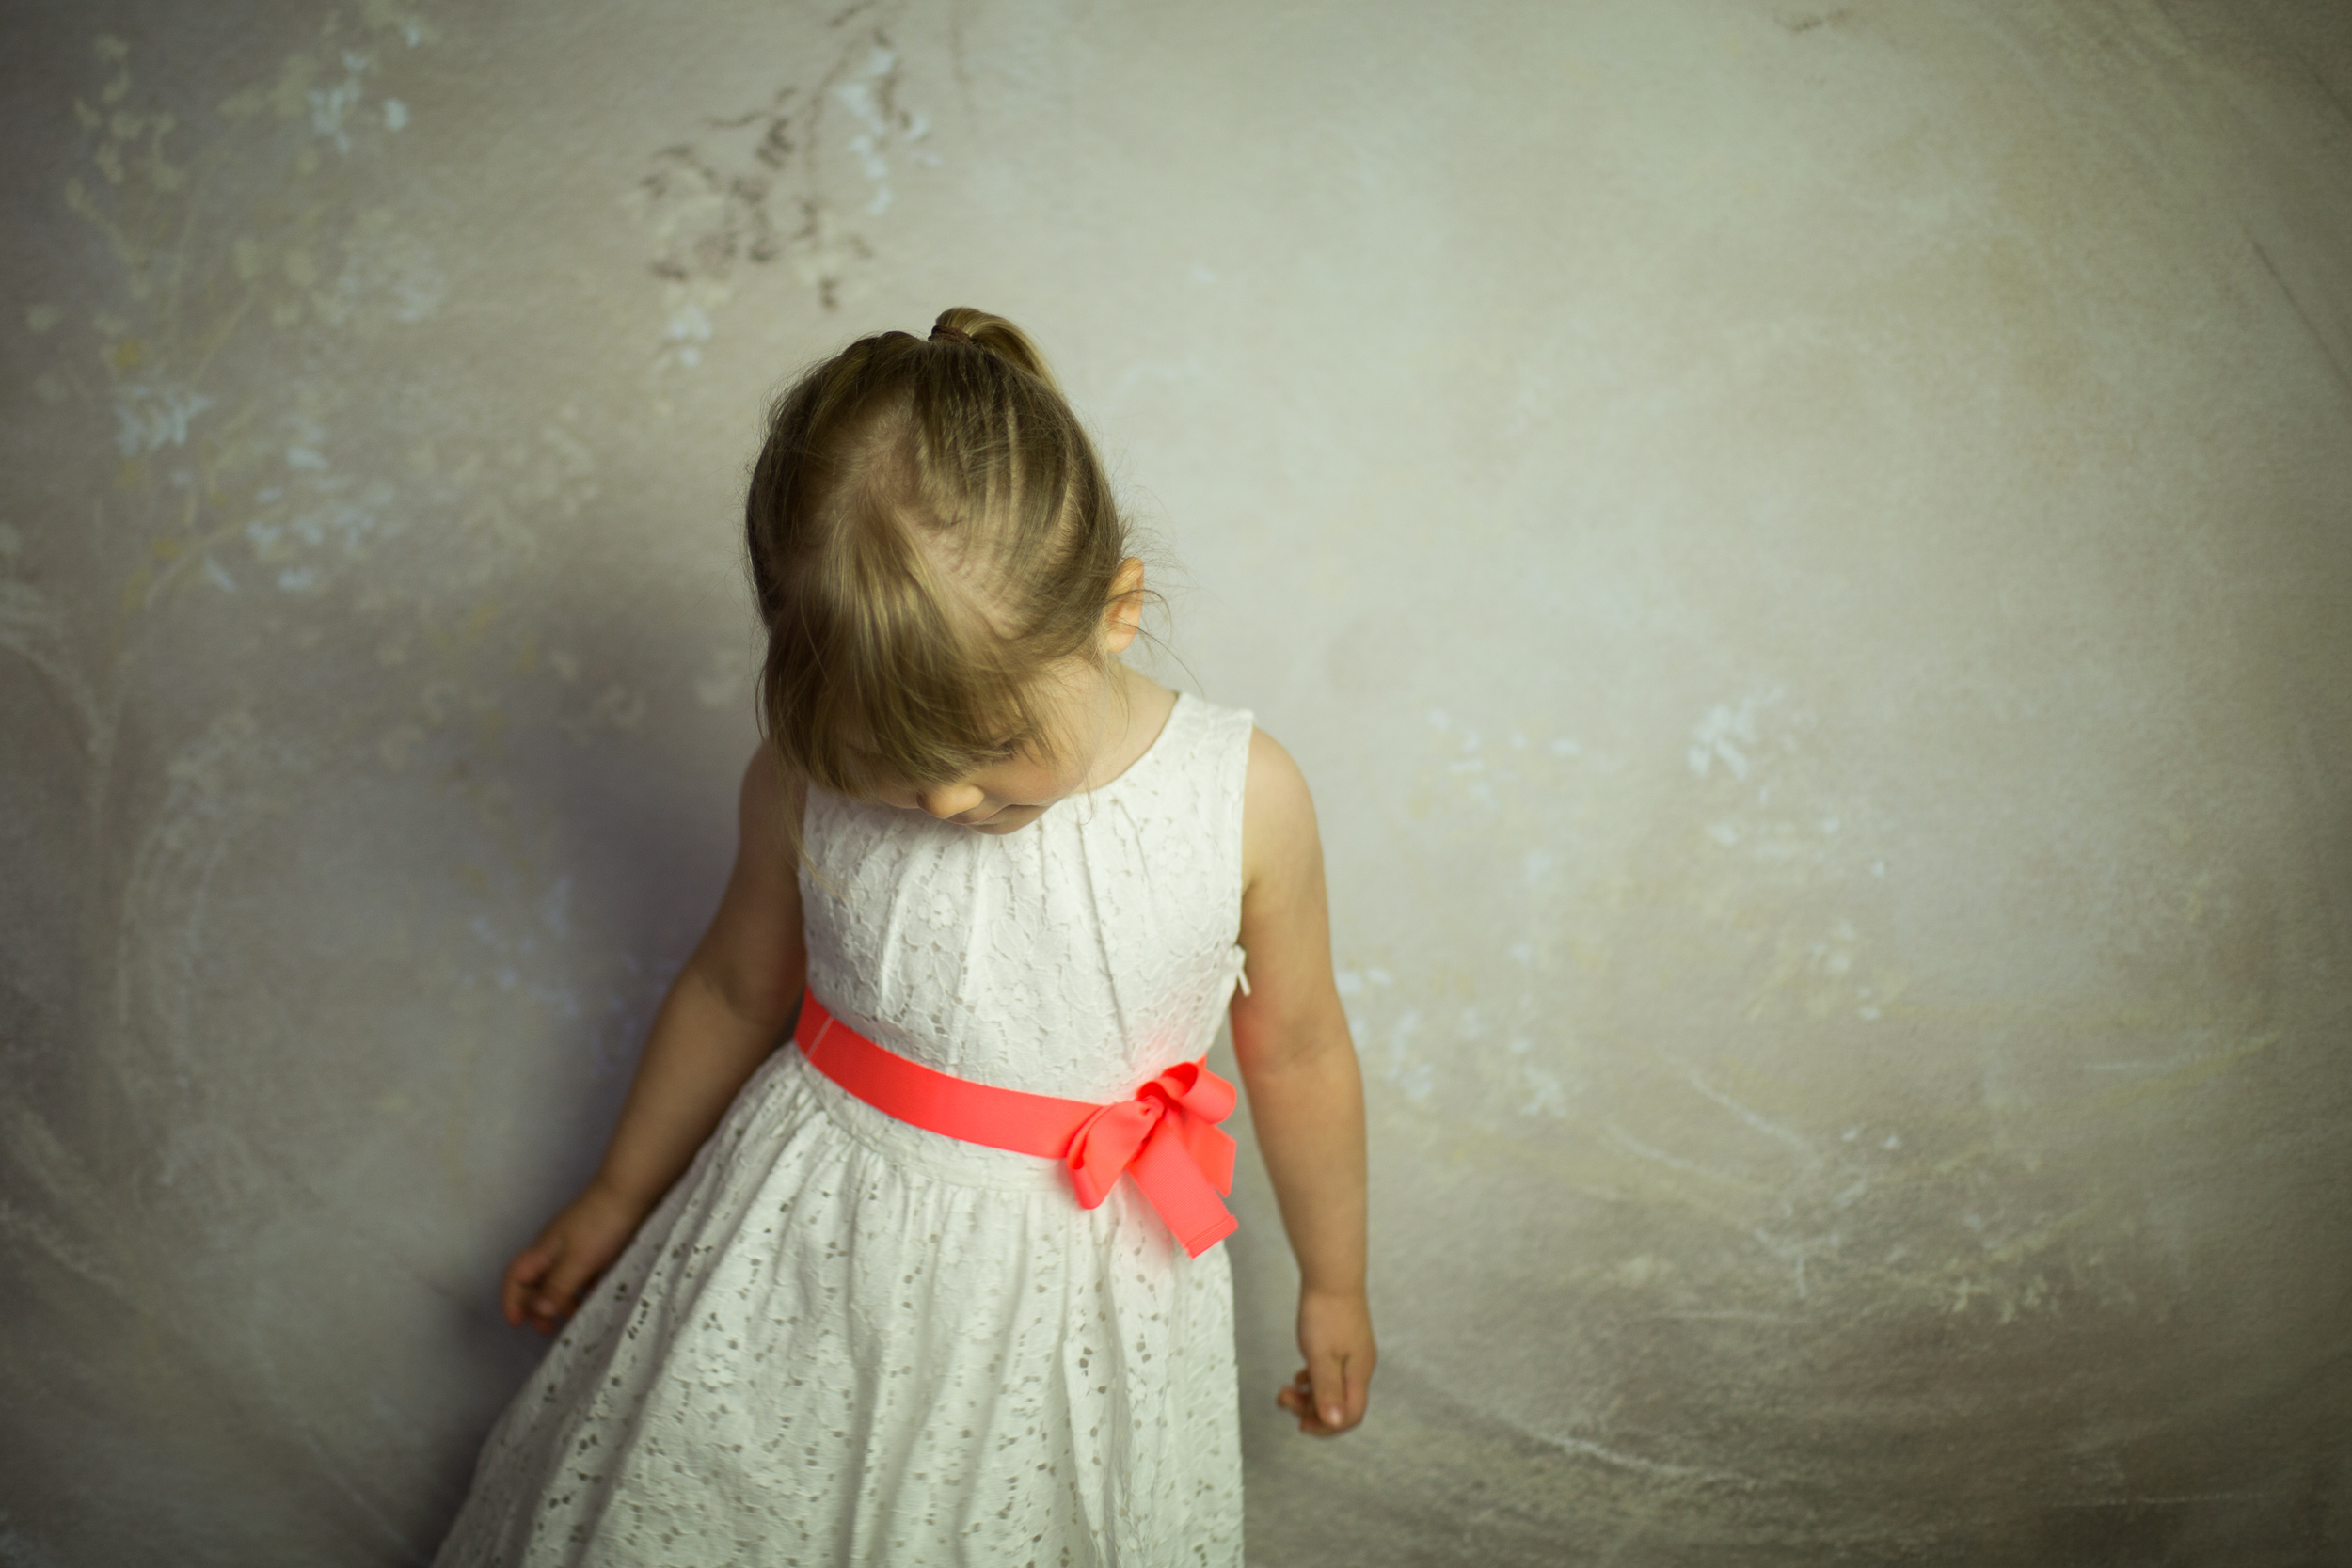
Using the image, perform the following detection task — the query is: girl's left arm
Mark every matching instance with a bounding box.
[1228,726,1375,1437]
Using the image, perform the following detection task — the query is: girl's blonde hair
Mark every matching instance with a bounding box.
[746,307,1137,816]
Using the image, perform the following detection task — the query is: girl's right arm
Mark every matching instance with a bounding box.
[501,747,807,1334]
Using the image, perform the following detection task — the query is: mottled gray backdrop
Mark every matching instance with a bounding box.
[4,1,2349,1563]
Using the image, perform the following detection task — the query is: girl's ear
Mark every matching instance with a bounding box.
[1104,557,1146,655]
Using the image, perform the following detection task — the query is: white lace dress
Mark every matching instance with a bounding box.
[431,691,1254,1568]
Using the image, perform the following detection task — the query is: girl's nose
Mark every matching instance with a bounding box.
[916,782,985,820]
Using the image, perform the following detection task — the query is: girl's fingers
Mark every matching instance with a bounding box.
[535,1247,619,1330]
[501,1243,554,1327]
[538,1266,584,1321]
[1276,1366,1346,1433]
[1276,1354,1366,1436]
[1293,1291,1375,1434]
[1309,1352,1349,1432]
[505,1237,582,1331]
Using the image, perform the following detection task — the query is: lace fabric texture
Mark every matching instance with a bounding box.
[432,691,1255,1567]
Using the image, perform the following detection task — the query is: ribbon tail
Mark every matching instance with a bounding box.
[1129,1115,1240,1259]
[1179,1115,1237,1197]
[1065,1101,1151,1210]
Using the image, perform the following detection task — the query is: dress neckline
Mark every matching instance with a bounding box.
[1082,688,1189,802]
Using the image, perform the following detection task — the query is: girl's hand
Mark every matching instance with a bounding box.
[1275,1286,1375,1436]
[499,1179,655,1336]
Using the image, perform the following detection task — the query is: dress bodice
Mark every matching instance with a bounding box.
[798,690,1255,1105]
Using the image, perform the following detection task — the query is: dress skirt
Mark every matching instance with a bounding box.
[431,1044,1243,1568]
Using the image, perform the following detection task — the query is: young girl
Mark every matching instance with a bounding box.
[431,309,1373,1566]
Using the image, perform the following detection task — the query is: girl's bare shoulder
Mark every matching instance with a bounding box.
[1242,725,1321,896]
[731,744,807,897]
[738,742,805,825]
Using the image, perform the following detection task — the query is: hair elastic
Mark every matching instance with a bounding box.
[930,324,975,346]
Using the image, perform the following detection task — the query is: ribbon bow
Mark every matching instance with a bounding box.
[1062,1061,1239,1259]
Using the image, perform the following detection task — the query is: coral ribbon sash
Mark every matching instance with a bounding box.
[793,993,1241,1258]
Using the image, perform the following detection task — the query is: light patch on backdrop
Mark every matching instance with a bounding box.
[624,5,939,387]
[307,49,375,153]
[111,381,215,456]
[10,14,675,1356]
[1365,668,2292,1334]
[1675,689,1904,1025]
[1342,688,1967,1310]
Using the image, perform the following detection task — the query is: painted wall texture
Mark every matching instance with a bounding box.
[4,1,2349,1562]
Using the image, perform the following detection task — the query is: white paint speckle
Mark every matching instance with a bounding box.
[693,647,740,709]
[113,381,214,454]
[1690,692,1781,780]
[384,98,408,131]
[309,51,373,152]
[1689,705,1752,779]
[1385,1007,1432,1100]
[845,128,887,179]
[540,876,572,937]
[1519,1065,1567,1117]
[665,299,713,367]
[833,47,909,218]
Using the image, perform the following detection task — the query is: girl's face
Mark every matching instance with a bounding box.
[866,656,1113,835]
